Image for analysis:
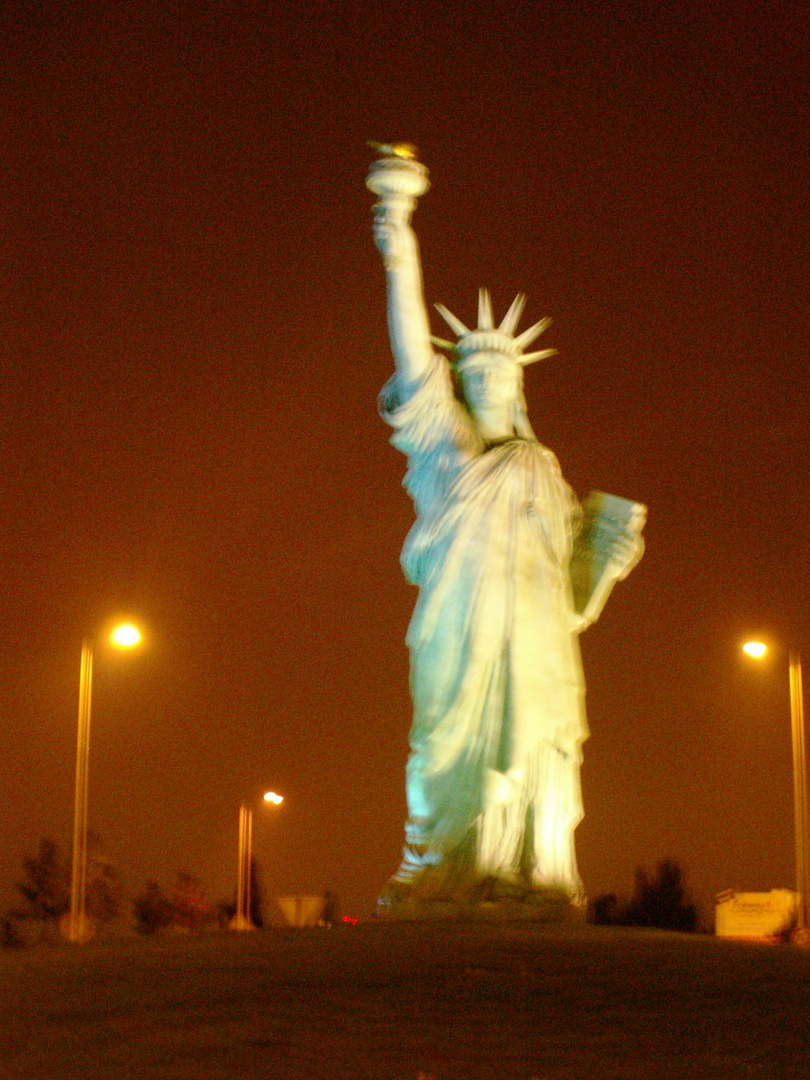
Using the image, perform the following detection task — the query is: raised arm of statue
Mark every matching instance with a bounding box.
[367,147,433,385]
[373,213,433,385]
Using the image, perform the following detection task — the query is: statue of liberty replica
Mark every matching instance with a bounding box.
[367,144,645,918]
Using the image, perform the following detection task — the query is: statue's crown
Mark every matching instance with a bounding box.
[431,290,557,367]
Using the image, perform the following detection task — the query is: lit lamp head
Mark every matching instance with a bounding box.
[743,641,768,659]
[110,623,142,649]
[263,791,284,805]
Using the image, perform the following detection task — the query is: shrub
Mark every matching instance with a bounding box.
[132,881,174,934]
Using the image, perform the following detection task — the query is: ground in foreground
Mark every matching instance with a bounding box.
[1,921,808,1079]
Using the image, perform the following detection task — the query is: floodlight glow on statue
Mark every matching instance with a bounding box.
[367,144,646,915]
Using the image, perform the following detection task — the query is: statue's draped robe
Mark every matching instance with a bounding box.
[380,358,588,899]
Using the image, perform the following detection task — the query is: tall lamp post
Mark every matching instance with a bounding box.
[65,622,142,944]
[231,790,284,931]
[743,641,809,942]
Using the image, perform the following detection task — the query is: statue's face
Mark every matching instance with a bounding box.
[459,353,521,414]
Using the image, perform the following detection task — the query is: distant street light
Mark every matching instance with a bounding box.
[65,623,143,944]
[743,640,809,943]
[110,623,142,648]
[231,791,284,932]
[742,641,767,660]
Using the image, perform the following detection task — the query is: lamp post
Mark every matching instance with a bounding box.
[231,790,284,931]
[65,623,142,944]
[743,641,809,941]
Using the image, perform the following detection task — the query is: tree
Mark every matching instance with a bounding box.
[84,831,124,928]
[216,897,237,928]
[132,881,174,934]
[172,872,211,930]
[624,859,697,932]
[1,916,25,949]
[588,860,698,931]
[249,857,264,928]
[10,839,70,939]
[589,892,623,926]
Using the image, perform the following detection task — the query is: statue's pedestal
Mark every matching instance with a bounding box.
[377,873,586,923]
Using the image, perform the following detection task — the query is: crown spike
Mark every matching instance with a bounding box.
[430,335,457,352]
[514,316,552,350]
[477,289,494,330]
[434,303,470,338]
[519,348,558,366]
[498,294,526,337]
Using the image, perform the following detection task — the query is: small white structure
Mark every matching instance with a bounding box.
[715,889,797,940]
[276,895,327,928]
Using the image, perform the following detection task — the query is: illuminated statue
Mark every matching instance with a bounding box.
[367,147,645,915]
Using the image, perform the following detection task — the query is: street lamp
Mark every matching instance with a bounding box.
[231,790,284,932]
[743,640,809,942]
[65,623,143,944]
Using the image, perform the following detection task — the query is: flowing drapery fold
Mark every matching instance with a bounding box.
[380,358,587,898]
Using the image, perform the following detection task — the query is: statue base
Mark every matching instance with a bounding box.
[377,872,586,924]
